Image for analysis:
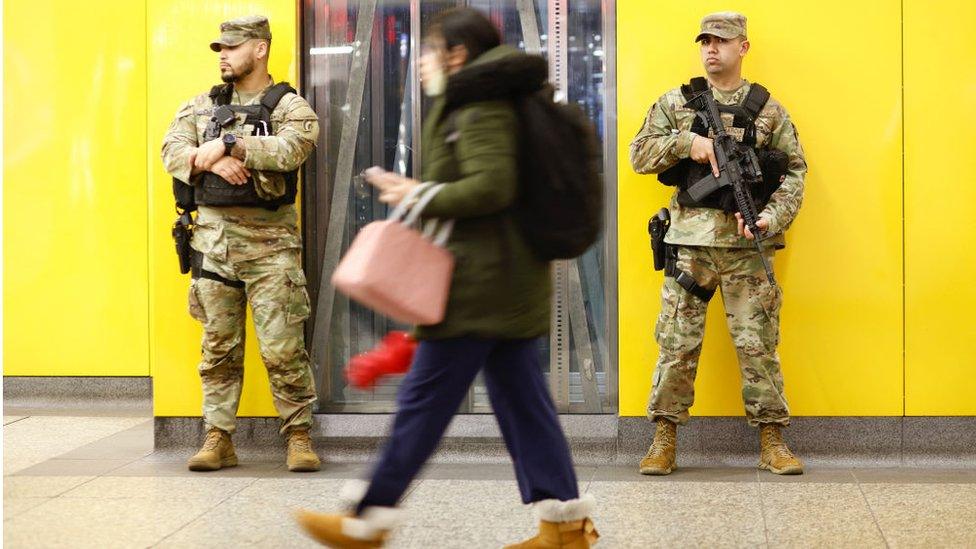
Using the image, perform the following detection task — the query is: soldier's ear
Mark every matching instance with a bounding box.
[739,39,750,56]
[254,40,270,61]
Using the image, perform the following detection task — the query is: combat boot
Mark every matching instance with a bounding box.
[639,418,677,475]
[758,424,803,475]
[287,428,321,472]
[505,496,599,549]
[187,427,237,471]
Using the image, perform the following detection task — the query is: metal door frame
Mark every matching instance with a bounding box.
[299,0,618,413]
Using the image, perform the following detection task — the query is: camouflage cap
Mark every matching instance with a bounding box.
[210,15,272,52]
[695,12,747,42]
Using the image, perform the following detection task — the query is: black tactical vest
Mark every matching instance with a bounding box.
[173,82,300,212]
[658,77,787,212]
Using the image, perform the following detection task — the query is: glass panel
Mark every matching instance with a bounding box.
[301,0,614,413]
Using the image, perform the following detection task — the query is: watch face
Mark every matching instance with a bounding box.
[223,134,236,145]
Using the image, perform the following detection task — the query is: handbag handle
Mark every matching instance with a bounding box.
[403,184,446,225]
[386,182,455,247]
[387,181,433,222]
[406,184,455,247]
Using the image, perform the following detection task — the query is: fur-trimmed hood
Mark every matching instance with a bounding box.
[444,45,549,111]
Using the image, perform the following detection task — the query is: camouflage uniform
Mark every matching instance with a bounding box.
[630,62,807,426]
[160,21,320,435]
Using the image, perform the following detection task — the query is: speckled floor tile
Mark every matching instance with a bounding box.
[861,483,976,547]
[155,497,334,548]
[231,477,360,507]
[11,458,137,476]
[393,480,539,546]
[109,457,285,478]
[593,464,759,483]
[2,416,148,474]
[61,476,256,502]
[585,481,765,548]
[3,475,93,498]
[3,496,216,548]
[757,467,857,484]
[759,482,886,547]
[2,497,52,521]
[854,468,976,484]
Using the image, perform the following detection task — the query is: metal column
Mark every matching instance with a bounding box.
[310,0,378,396]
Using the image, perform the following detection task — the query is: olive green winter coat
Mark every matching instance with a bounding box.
[415,46,551,340]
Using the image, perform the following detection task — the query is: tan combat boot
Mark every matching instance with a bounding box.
[505,496,600,549]
[639,418,677,475]
[287,429,321,472]
[187,427,237,471]
[758,424,804,475]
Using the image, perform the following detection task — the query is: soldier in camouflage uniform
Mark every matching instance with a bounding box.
[630,12,806,475]
[161,15,321,472]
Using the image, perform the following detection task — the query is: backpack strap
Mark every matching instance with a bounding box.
[209,84,233,106]
[741,83,770,121]
[260,82,298,112]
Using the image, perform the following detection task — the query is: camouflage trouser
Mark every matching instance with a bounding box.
[648,245,790,427]
[188,246,317,435]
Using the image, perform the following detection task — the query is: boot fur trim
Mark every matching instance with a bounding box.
[341,506,404,540]
[339,479,370,507]
[532,494,596,522]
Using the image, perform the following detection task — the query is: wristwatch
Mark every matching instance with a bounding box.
[222,133,237,156]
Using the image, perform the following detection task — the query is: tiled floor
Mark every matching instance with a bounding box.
[4,413,976,548]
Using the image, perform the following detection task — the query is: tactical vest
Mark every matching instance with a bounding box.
[174,82,299,212]
[658,77,787,212]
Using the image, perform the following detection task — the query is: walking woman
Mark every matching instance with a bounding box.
[296,8,599,549]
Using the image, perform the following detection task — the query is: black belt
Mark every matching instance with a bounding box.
[190,251,245,289]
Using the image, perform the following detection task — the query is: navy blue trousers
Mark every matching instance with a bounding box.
[358,337,579,511]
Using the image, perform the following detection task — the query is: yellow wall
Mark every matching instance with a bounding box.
[617,1,905,417]
[3,0,149,376]
[147,0,298,417]
[904,0,976,415]
[5,1,973,418]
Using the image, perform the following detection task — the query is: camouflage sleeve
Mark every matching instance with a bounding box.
[241,94,319,172]
[761,105,807,235]
[629,92,696,175]
[160,100,199,183]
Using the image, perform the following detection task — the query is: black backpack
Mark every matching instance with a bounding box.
[513,90,604,260]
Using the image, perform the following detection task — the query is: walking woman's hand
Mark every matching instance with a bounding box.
[363,167,422,205]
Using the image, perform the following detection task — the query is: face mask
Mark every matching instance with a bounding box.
[422,65,447,97]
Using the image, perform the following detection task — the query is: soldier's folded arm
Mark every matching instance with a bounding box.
[760,111,807,235]
[161,100,200,183]
[239,96,320,172]
[629,93,696,175]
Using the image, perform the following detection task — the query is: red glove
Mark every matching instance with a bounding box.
[345,331,418,389]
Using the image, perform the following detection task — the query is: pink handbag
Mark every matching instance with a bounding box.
[331,184,455,325]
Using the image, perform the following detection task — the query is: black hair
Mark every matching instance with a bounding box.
[428,8,501,63]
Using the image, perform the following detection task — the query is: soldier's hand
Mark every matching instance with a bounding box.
[735,212,769,240]
[209,157,251,185]
[194,139,226,171]
[690,135,720,178]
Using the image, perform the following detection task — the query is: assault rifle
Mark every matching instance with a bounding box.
[684,89,776,286]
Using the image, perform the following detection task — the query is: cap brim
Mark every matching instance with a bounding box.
[209,37,247,52]
[695,30,743,42]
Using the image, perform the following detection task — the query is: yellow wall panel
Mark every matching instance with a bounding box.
[618,1,904,417]
[904,0,976,414]
[148,0,298,416]
[3,0,149,376]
